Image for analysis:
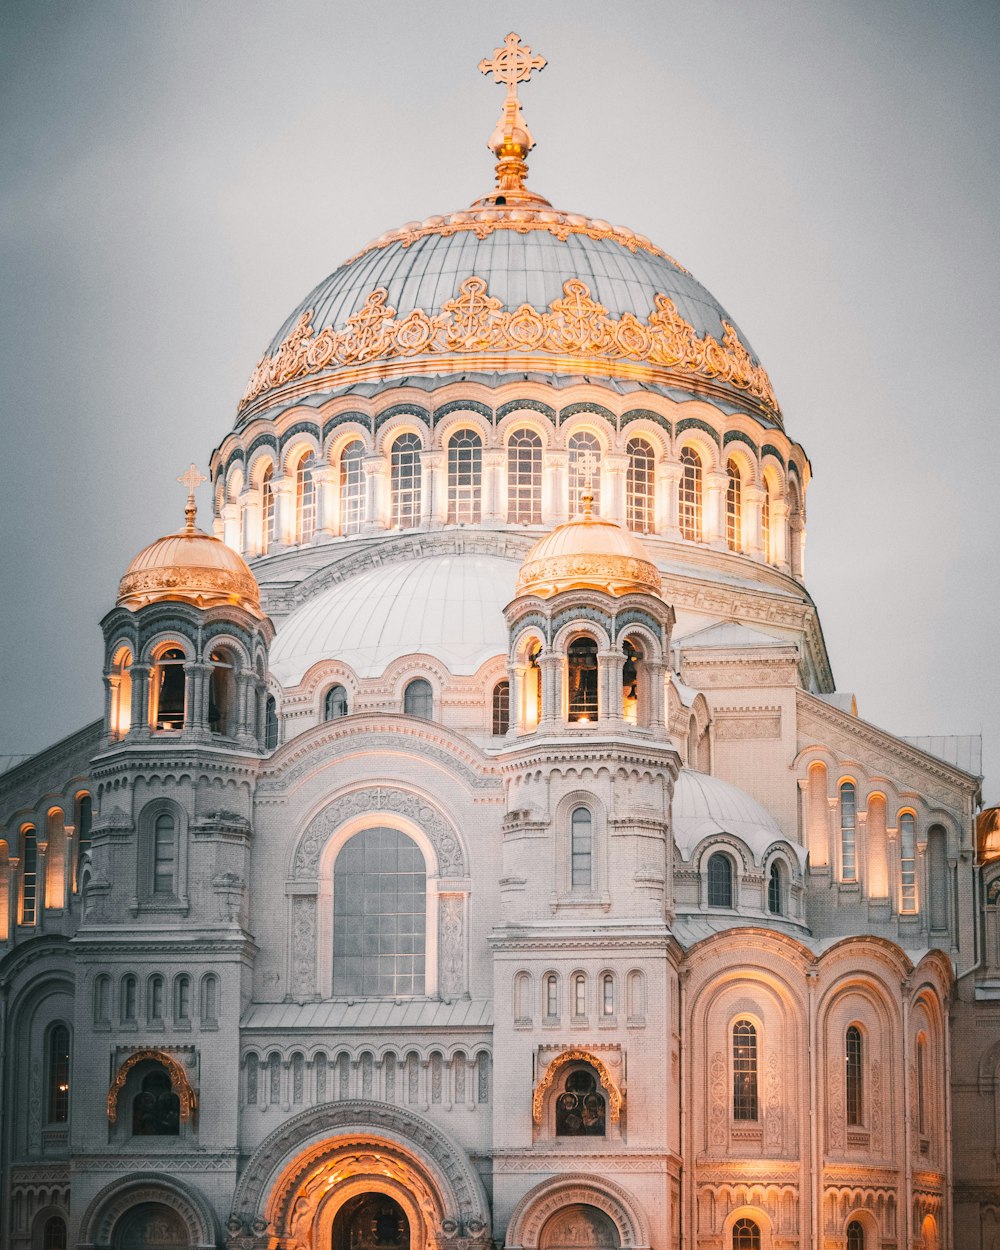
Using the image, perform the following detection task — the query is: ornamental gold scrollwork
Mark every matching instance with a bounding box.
[118,565,261,604]
[107,1048,198,1125]
[239,276,780,417]
[531,1047,624,1124]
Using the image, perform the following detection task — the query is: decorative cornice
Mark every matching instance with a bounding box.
[239,277,780,420]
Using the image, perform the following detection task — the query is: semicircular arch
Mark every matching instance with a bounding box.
[505,1173,649,1250]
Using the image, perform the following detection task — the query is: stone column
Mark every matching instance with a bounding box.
[483,448,505,524]
[313,465,337,539]
[539,652,564,726]
[656,462,680,538]
[422,451,445,527]
[771,498,790,570]
[222,502,240,550]
[598,649,624,727]
[187,661,212,737]
[744,485,765,558]
[363,455,390,533]
[545,450,568,526]
[271,476,295,548]
[646,659,668,734]
[240,488,261,557]
[508,662,527,735]
[130,663,151,738]
[704,468,728,549]
[604,453,629,525]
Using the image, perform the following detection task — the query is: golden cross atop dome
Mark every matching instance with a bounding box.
[574,448,599,518]
[177,462,207,532]
[477,32,548,201]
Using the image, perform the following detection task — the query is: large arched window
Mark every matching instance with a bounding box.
[679,446,703,540]
[840,782,857,881]
[447,428,482,524]
[707,852,733,908]
[296,451,318,543]
[567,636,598,723]
[261,462,276,554]
[109,646,132,738]
[507,428,543,524]
[151,646,185,731]
[403,678,433,719]
[732,1020,759,1120]
[20,825,38,925]
[571,806,593,890]
[47,1024,70,1123]
[725,458,742,551]
[732,1220,761,1250]
[568,431,601,515]
[264,695,278,750]
[846,1025,864,1126]
[324,684,349,720]
[767,861,783,915]
[390,433,422,529]
[916,1033,928,1136]
[899,811,917,912]
[42,1216,67,1250]
[339,440,366,535]
[626,437,655,532]
[492,680,510,735]
[846,1221,865,1250]
[151,812,177,897]
[333,828,426,996]
[208,648,237,736]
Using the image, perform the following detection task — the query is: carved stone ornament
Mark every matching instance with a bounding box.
[240,277,780,417]
[107,1048,198,1125]
[293,786,465,879]
[531,1047,624,1124]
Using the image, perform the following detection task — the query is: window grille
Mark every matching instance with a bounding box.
[679,447,702,540]
[732,1020,759,1120]
[324,685,349,720]
[340,440,365,535]
[840,782,857,881]
[492,680,510,735]
[707,852,733,908]
[20,826,37,925]
[726,458,742,550]
[732,1219,761,1250]
[571,807,593,889]
[846,1025,863,1125]
[626,437,655,532]
[447,429,482,524]
[391,433,422,528]
[296,452,317,543]
[846,1222,865,1250]
[568,431,601,515]
[403,678,433,719]
[900,811,917,911]
[507,428,542,523]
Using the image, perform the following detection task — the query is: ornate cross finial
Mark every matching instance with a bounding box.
[478,32,547,199]
[575,448,599,519]
[177,462,207,533]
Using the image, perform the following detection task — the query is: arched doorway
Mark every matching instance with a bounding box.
[332,1193,410,1250]
[539,1205,620,1250]
[112,1202,190,1249]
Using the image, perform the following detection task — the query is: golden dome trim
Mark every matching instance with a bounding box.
[239,276,779,419]
[117,528,263,617]
[515,508,662,600]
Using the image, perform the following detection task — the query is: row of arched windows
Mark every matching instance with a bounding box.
[93,971,219,1028]
[2,795,92,935]
[514,969,646,1022]
[706,851,787,915]
[224,428,804,567]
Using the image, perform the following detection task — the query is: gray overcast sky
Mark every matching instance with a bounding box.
[1,1,998,796]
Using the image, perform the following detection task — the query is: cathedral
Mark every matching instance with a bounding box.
[2,32,999,1250]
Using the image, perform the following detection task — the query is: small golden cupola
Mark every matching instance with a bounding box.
[117,464,263,618]
[515,491,662,600]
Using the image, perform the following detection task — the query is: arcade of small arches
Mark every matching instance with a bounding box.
[212,404,807,578]
[0,788,90,938]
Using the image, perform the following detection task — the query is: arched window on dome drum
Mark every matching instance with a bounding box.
[47,1024,70,1123]
[571,806,593,890]
[208,648,236,736]
[403,678,433,719]
[261,463,276,554]
[768,861,783,915]
[264,695,278,750]
[492,680,510,735]
[109,647,132,739]
[568,431,601,516]
[339,440,366,536]
[846,1221,865,1250]
[732,1219,761,1250]
[567,637,598,723]
[626,437,655,532]
[295,451,317,544]
[151,647,185,731]
[622,639,641,725]
[507,428,543,524]
[732,1020,759,1121]
[679,447,702,541]
[333,827,426,996]
[761,479,772,563]
[42,1216,67,1250]
[390,433,422,529]
[900,811,917,912]
[707,852,733,908]
[726,458,742,551]
[447,428,482,524]
[846,1025,864,1126]
[324,684,349,721]
[152,813,176,897]
[20,826,37,925]
[840,782,857,882]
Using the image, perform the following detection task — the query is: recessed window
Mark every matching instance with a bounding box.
[761,479,772,562]
[340,440,365,536]
[507,428,542,524]
[679,447,702,541]
[725,458,742,551]
[121,974,138,1023]
[707,852,733,908]
[47,1024,70,1123]
[42,1216,67,1250]
[324,684,349,720]
[264,695,278,750]
[840,782,857,882]
[208,649,236,736]
[544,973,559,1018]
[152,813,176,897]
[626,436,655,532]
[622,639,641,725]
[768,861,783,915]
[20,826,38,925]
[174,974,190,1024]
[573,973,586,1016]
[567,637,598,723]
[391,433,422,529]
[296,451,318,543]
[447,429,482,524]
[75,793,93,889]
[732,1219,761,1250]
[900,811,917,912]
[403,678,433,719]
[846,1025,864,1126]
[601,973,615,1016]
[109,647,132,738]
[492,680,510,735]
[732,1019,759,1121]
[151,647,186,731]
[571,807,593,890]
[148,975,165,1023]
[846,1222,865,1250]
[261,462,276,554]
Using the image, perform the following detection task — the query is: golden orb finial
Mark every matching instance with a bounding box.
[478,32,547,200]
[177,462,207,534]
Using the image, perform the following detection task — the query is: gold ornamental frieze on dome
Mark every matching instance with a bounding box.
[239,276,780,418]
[516,552,662,599]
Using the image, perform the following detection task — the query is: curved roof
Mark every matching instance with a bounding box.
[516,503,661,598]
[672,768,803,865]
[118,522,263,618]
[269,554,518,685]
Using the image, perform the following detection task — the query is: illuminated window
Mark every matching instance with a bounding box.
[568,431,601,515]
[626,437,655,532]
[296,451,317,543]
[768,861,783,915]
[47,1024,70,1123]
[602,973,615,1016]
[390,433,422,529]
[403,678,433,719]
[20,826,37,925]
[761,480,772,562]
[492,680,510,735]
[900,811,917,912]
[447,428,482,524]
[840,782,857,881]
[707,852,733,908]
[846,1025,863,1126]
[339,440,365,535]
[151,647,185,731]
[732,1220,761,1250]
[556,1066,606,1136]
[507,428,543,523]
[847,1222,865,1250]
[732,1020,759,1120]
[208,648,236,736]
[261,463,276,554]
[152,813,176,897]
[725,458,742,551]
[324,685,349,720]
[571,807,593,890]
[109,647,132,738]
[264,695,278,750]
[679,447,702,540]
[333,827,426,996]
[42,1217,67,1250]
[622,639,641,725]
[524,643,543,729]
[568,637,598,722]
[121,974,137,1023]
[544,973,559,1018]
